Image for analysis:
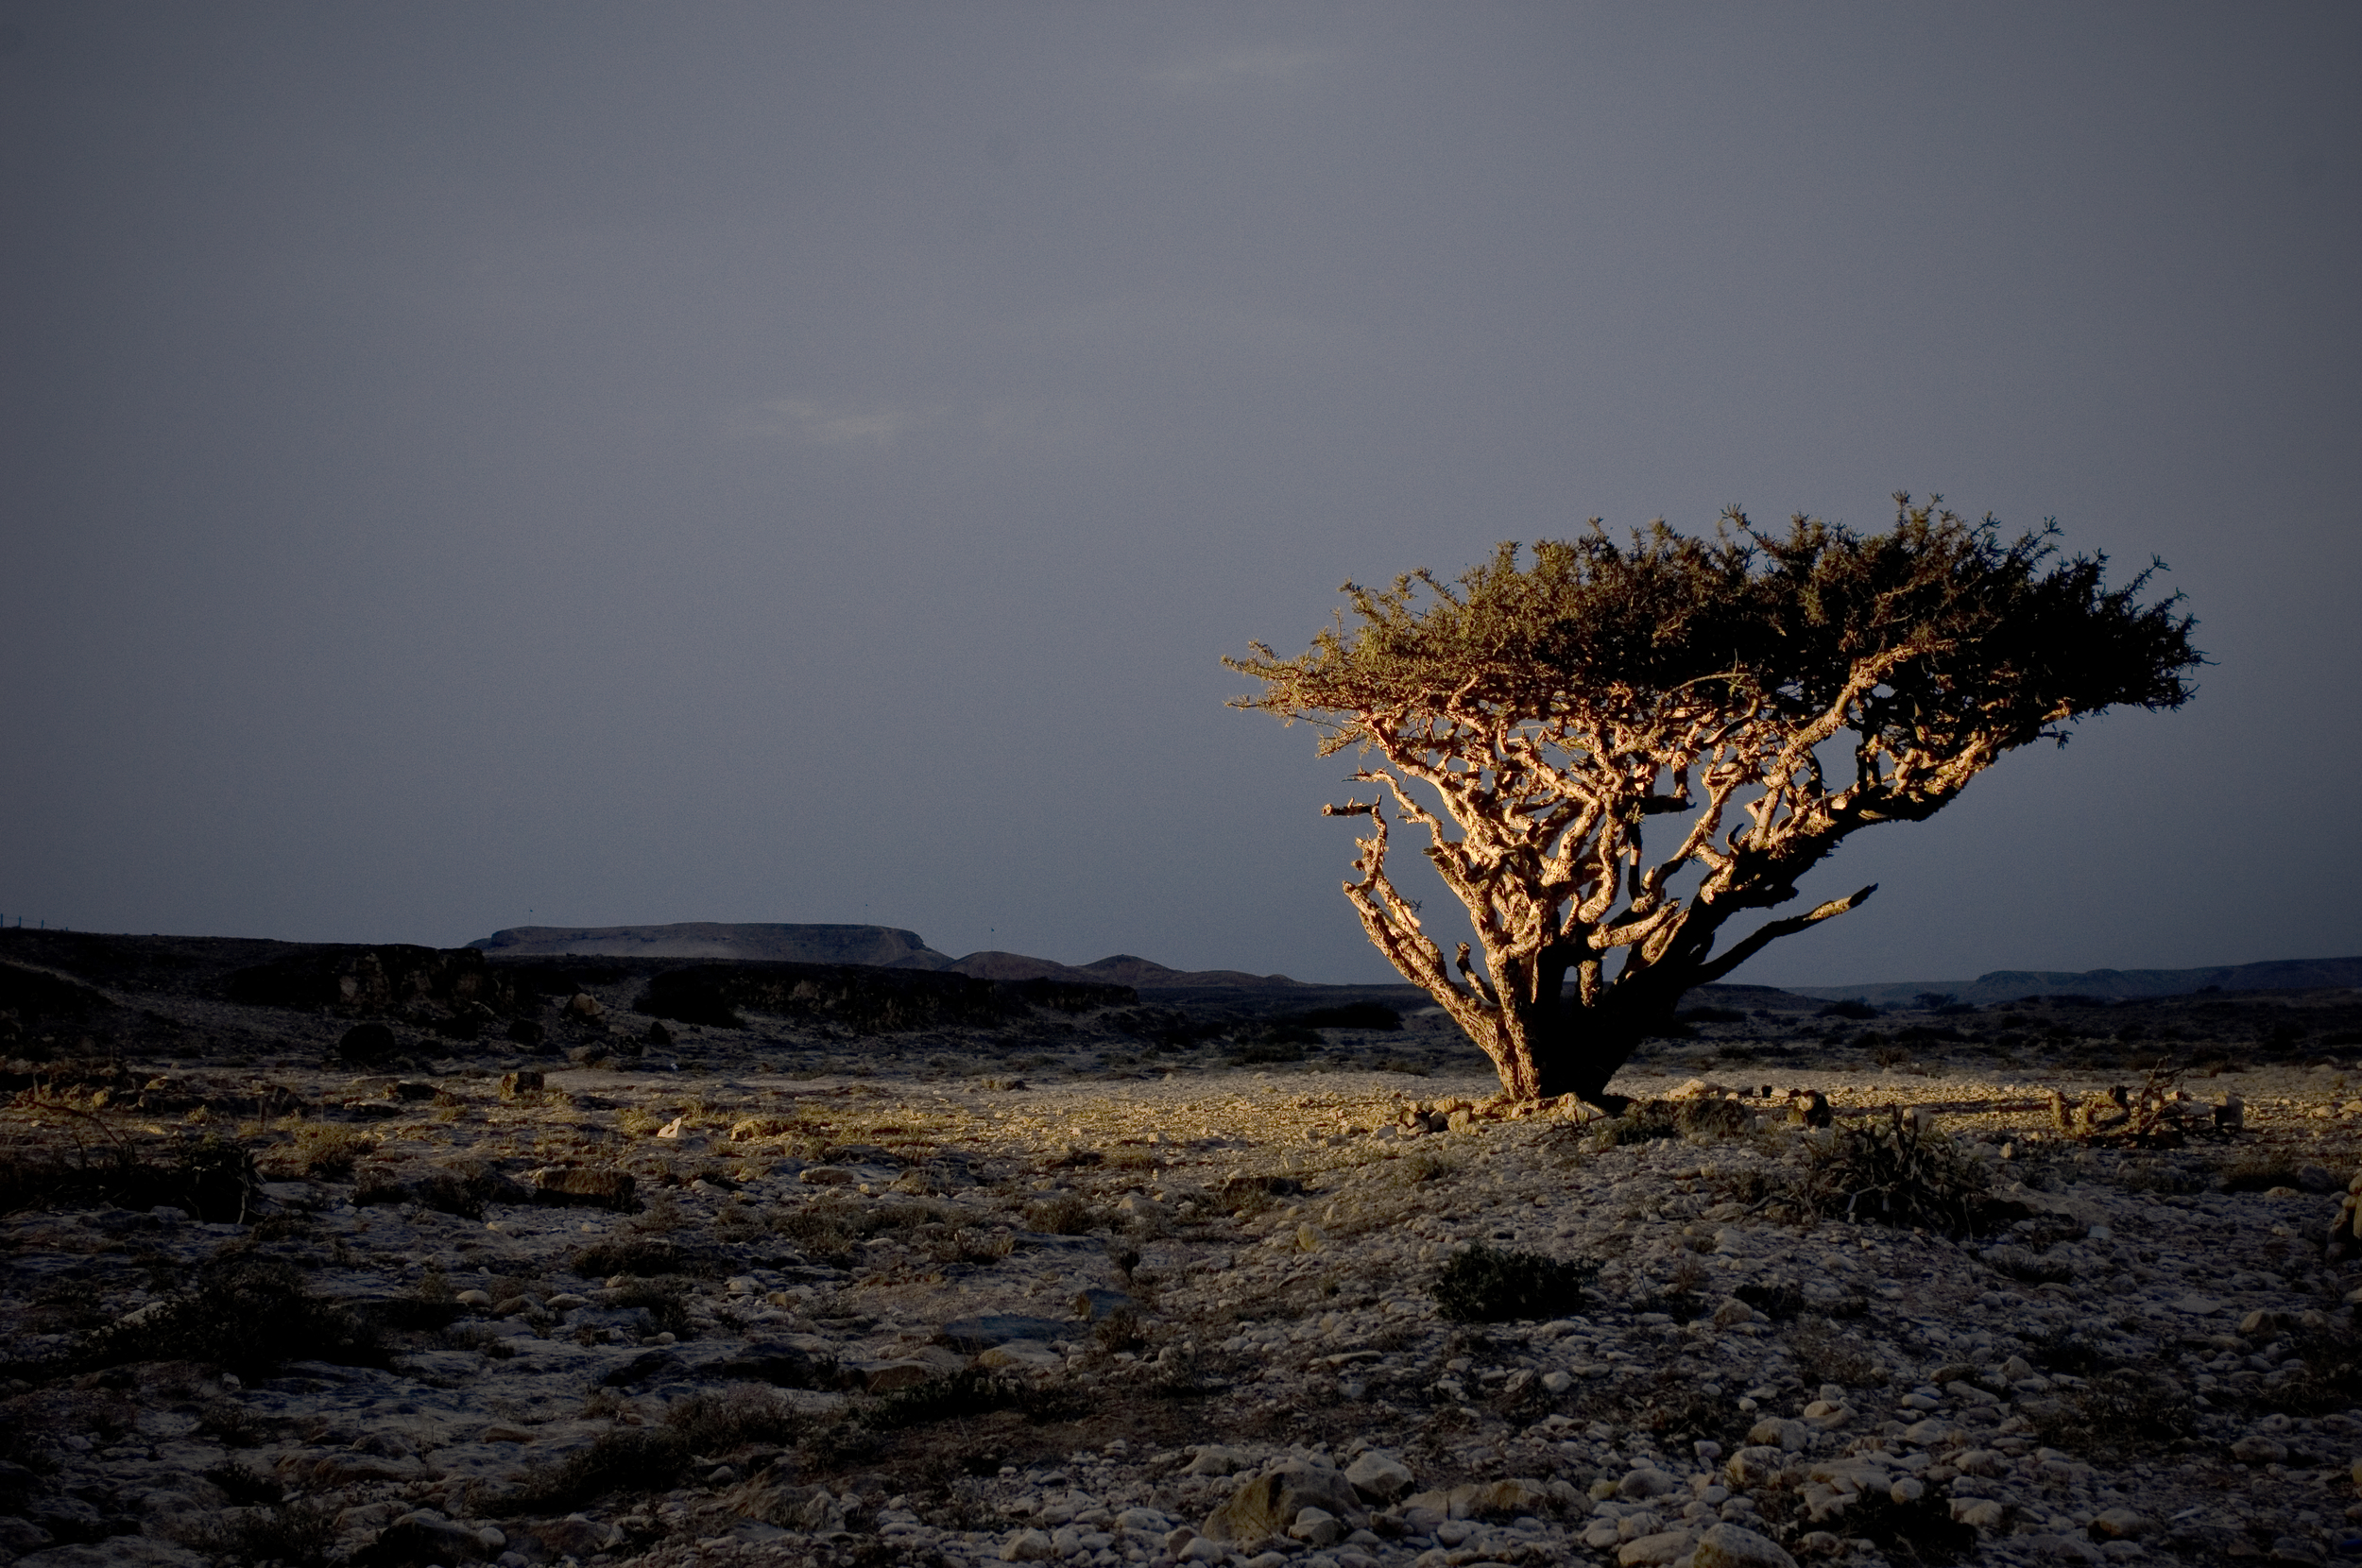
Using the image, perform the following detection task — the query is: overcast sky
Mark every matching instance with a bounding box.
[4,3,2357,988]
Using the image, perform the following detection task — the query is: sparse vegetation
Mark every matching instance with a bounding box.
[77,1253,384,1380]
[1431,1242,1595,1322]
[1790,1110,1991,1234]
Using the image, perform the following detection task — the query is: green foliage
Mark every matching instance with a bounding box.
[1229,500,2200,1101]
[1431,1242,1595,1322]
[1234,503,2199,754]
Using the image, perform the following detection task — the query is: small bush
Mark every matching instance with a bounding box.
[1787,1319,1884,1388]
[482,1425,689,1516]
[1212,1172,1306,1214]
[202,1459,284,1506]
[1587,1100,1683,1147]
[288,1123,374,1181]
[1024,1193,1098,1235]
[1587,1096,1757,1148]
[2219,1152,2303,1193]
[1228,1034,1309,1065]
[80,1253,383,1380]
[664,1384,805,1455]
[1274,1002,1401,1031]
[1431,1243,1595,1322]
[2028,1366,2196,1456]
[1817,999,1879,1020]
[178,1497,338,1567]
[572,1236,719,1280]
[1792,1112,1990,1235]
[1842,1491,1978,1564]
[605,1277,694,1337]
[862,1367,1032,1431]
[1094,1307,1148,1354]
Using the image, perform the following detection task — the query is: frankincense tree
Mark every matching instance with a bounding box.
[1227,496,2200,1108]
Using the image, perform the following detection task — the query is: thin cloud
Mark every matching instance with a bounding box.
[727,399,914,447]
[1148,46,1329,92]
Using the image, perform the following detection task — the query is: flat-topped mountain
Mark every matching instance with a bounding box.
[1789,953,2362,1009]
[468,923,955,969]
[466,926,1314,992]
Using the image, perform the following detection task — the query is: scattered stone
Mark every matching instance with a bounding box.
[1344,1450,1413,1501]
[1692,1522,1800,1568]
[1200,1460,1361,1543]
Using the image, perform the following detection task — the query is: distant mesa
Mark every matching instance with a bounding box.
[464,923,2362,1005]
[467,923,955,970]
[1786,954,2362,1008]
[465,925,1309,991]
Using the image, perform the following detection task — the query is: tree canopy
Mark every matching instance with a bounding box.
[1227,496,2202,1106]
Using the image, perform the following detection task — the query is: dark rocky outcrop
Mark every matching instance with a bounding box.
[632,962,1133,1034]
[226,944,516,1018]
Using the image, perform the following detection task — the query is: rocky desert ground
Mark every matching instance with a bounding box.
[5,929,2362,1568]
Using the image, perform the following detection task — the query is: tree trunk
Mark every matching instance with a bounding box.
[1490,996,1656,1114]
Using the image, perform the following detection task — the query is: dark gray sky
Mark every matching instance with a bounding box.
[5,3,2357,988]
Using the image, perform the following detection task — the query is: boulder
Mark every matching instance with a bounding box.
[496,1070,543,1100]
[1619,1531,1697,1566]
[1344,1450,1414,1500]
[1201,1460,1361,1543]
[940,1314,1082,1353]
[1692,1523,1800,1568]
[1747,1417,1813,1452]
[337,1023,399,1065]
[356,1510,499,1565]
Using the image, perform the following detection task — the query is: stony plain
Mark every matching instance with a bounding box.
[2,929,2361,1568]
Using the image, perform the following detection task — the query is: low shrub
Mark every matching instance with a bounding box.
[2218,1152,2304,1193]
[80,1254,384,1380]
[1094,1306,1148,1354]
[1792,1112,1990,1235]
[202,1459,284,1506]
[604,1277,694,1338]
[1273,1002,1401,1031]
[2028,1366,2196,1456]
[176,1497,338,1567]
[1024,1193,1098,1235]
[482,1387,803,1514]
[572,1236,719,1280]
[287,1123,374,1181]
[1431,1243,1595,1323]
[1228,1033,1309,1065]
[1817,999,1879,1020]
[1841,1491,1978,1564]
[1786,1319,1885,1388]
[1586,1100,1683,1148]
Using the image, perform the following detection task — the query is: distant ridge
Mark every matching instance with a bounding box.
[463,924,2362,1008]
[1786,954,2362,1009]
[467,923,955,969]
[965,952,1306,992]
[464,926,1309,991]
